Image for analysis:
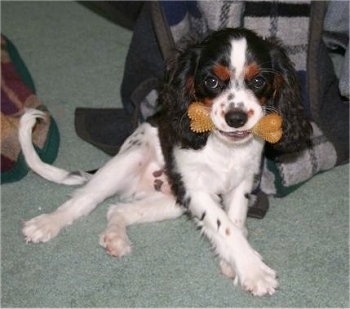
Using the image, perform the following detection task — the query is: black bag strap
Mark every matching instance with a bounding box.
[307,1,328,124]
[149,1,176,61]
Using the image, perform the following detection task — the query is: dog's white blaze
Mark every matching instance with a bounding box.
[230,38,247,79]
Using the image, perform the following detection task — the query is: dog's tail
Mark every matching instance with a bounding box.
[18,108,91,185]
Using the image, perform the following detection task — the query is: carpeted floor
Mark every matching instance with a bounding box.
[1,2,349,307]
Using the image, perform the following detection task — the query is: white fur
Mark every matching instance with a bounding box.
[230,37,247,79]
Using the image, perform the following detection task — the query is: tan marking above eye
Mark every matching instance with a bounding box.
[244,62,260,81]
[213,64,231,81]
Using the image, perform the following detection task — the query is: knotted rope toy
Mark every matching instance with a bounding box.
[187,102,283,143]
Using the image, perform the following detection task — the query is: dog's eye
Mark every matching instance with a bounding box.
[204,76,219,89]
[250,76,266,89]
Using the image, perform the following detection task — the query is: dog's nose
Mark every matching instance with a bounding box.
[225,110,248,128]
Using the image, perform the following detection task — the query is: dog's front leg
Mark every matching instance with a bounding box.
[188,191,278,296]
[224,175,255,231]
[220,176,254,279]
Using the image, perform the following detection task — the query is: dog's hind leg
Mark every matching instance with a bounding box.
[22,125,158,243]
[99,193,183,257]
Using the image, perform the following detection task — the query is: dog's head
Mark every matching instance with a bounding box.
[158,28,311,152]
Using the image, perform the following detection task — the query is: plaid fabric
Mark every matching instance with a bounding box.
[1,34,60,183]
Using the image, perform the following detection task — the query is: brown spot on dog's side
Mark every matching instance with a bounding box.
[213,64,231,81]
[152,170,163,178]
[154,179,164,191]
[225,228,231,236]
[244,62,260,81]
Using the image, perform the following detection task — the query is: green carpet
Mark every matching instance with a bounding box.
[1,2,349,307]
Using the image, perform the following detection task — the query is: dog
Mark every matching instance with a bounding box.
[19,28,311,296]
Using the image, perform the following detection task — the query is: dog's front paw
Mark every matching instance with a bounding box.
[23,214,61,243]
[99,230,132,257]
[236,251,278,296]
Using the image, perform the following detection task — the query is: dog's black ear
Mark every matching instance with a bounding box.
[266,38,312,154]
[163,46,200,105]
[156,45,210,149]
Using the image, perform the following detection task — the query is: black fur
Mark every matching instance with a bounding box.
[265,37,312,154]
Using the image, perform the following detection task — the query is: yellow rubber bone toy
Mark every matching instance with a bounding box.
[187,101,283,143]
[187,102,215,133]
[251,113,283,143]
